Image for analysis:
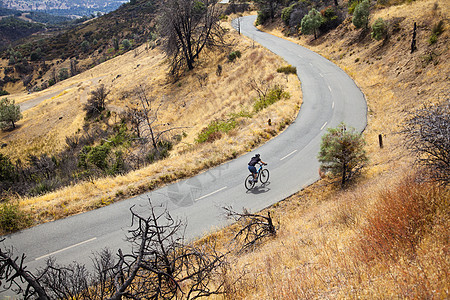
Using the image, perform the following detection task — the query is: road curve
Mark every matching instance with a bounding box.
[1,15,366,292]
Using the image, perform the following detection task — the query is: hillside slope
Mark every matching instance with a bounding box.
[0,19,302,227]
[0,0,158,93]
[209,0,449,298]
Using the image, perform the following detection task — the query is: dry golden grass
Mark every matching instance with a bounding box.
[0,24,302,225]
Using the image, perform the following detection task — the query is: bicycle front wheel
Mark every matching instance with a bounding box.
[259,169,270,184]
[245,174,255,190]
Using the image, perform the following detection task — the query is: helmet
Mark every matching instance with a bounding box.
[255,154,260,157]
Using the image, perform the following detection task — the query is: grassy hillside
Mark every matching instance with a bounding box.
[0,0,158,93]
[0,19,301,228]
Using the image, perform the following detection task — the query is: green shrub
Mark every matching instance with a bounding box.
[0,201,30,233]
[371,18,387,40]
[352,0,370,29]
[348,0,358,14]
[256,10,270,26]
[301,8,324,39]
[0,153,15,181]
[429,20,444,44]
[277,65,297,74]
[254,85,290,112]
[228,50,242,62]
[109,150,126,175]
[429,34,438,44]
[78,144,111,170]
[122,39,131,50]
[281,5,294,26]
[196,119,237,143]
[147,140,173,163]
[30,181,54,196]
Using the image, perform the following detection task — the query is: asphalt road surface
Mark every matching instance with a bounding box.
[1,15,366,297]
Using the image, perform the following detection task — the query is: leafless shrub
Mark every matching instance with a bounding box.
[196,73,208,87]
[223,206,276,253]
[0,201,227,299]
[402,100,449,185]
[248,78,270,100]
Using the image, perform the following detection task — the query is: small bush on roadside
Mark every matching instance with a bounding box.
[196,119,237,143]
[0,201,31,233]
[254,85,290,112]
[276,65,297,75]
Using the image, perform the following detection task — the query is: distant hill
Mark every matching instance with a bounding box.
[0,16,44,47]
[0,0,158,93]
[0,0,128,17]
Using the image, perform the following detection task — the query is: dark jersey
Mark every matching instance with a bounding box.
[248,156,261,166]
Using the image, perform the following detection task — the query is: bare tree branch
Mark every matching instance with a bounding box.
[402,100,450,185]
[223,207,277,253]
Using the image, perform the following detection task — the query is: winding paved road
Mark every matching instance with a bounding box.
[1,15,366,296]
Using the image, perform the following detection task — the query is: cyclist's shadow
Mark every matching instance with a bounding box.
[246,181,271,194]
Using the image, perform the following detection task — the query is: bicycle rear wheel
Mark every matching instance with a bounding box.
[245,174,255,190]
[260,169,270,184]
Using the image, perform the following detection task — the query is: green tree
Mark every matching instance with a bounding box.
[0,98,22,130]
[301,8,324,39]
[255,0,282,24]
[318,123,368,187]
[352,0,370,29]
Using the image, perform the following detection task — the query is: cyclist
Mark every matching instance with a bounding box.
[248,154,267,182]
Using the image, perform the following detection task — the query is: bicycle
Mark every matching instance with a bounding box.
[245,163,269,190]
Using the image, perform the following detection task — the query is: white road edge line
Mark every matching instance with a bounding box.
[280,149,298,161]
[328,85,332,92]
[332,101,335,109]
[35,237,97,261]
[321,122,328,130]
[195,186,227,202]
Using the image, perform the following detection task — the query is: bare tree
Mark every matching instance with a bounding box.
[159,0,226,77]
[0,244,49,299]
[0,201,227,299]
[84,85,110,118]
[127,85,186,152]
[402,100,450,185]
[224,206,276,253]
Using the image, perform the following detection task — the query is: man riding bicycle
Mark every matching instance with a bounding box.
[248,154,267,183]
